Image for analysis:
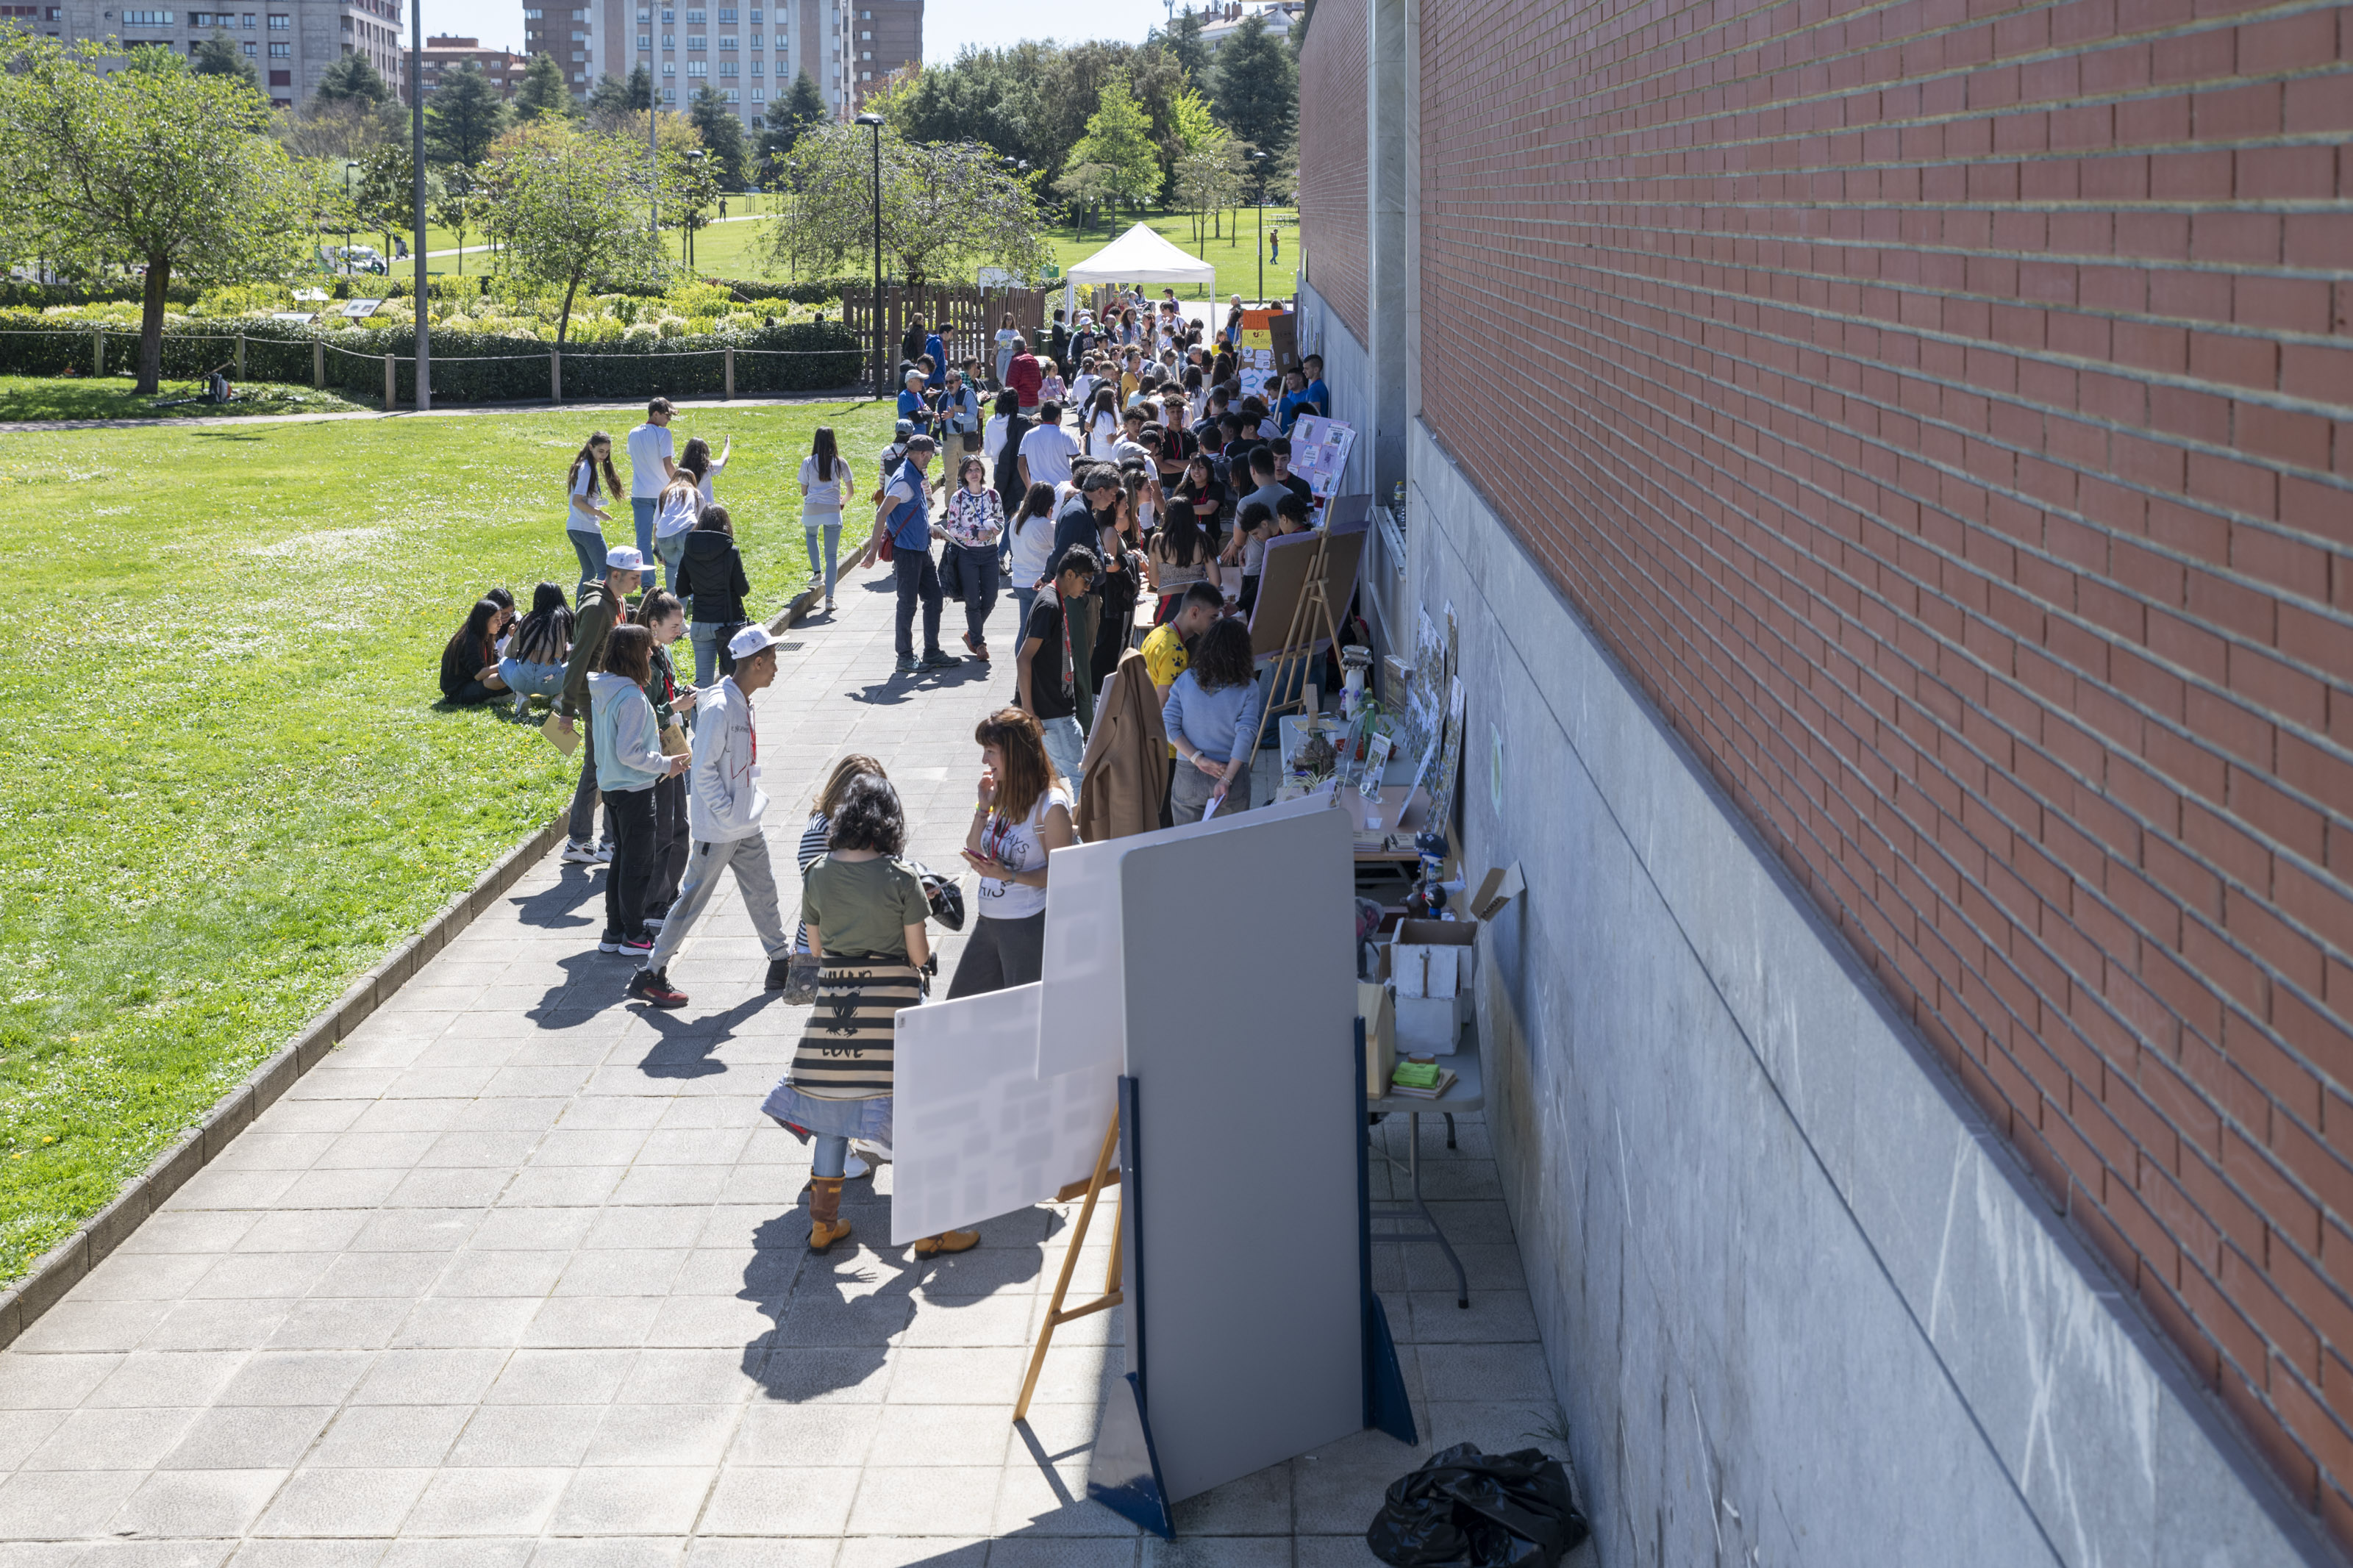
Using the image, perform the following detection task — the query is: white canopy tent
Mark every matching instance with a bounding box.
[1062,223,1218,318]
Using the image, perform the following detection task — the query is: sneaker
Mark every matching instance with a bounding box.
[843,1153,871,1180]
[626,967,688,1008]
[642,912,666,931]
[919,649,962,670]
[512,692,532,719]
[895,655,919,675]
[621,931,656,955]
[562,841,601,865]
[594,842,615,864]
[597,930,627,953]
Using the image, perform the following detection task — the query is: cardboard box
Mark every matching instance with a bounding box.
[1357,981,1396,1098]
[1379,865,1525,1055]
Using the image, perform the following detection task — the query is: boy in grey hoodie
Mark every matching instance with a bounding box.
[627,624,793,1007]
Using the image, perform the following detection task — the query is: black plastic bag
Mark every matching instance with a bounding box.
[909,863,965,931]
[1366,1443,1589,1568]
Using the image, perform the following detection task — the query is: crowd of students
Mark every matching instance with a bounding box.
[432,287,1332,1254]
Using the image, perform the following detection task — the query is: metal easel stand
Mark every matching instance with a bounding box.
[1368,1107,1468,1309]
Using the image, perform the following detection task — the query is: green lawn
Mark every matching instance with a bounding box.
[0,376,371,424]
[0,395,893,1286]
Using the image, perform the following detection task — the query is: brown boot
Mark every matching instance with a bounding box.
[808,1176,853,1253]
[912,1229,979,1256]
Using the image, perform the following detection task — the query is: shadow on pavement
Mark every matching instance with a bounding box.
[631,990,784,1079]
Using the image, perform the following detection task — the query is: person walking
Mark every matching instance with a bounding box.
[1048,468,1121,728]
[651,462,703,595]
[798,427,852,615]
[761,773,976,1256]
[1018,545,1101,788]
[498,582,573,717]
[1005,337,1043,415]
[942,455,1005,662]
[994,312,1020,389]
[627,624,796,1008]
[1015,400,1078,493]
[565,433,621,603]
[1162,615,1263,823]
[857,434,959,677]
[588,623,691,955]
[554,545,650,864]
[675,505,751,689]
[625,399,677,588]
[950,708,1075,997]
[637,587,697,926]
[1082,384,1121,460]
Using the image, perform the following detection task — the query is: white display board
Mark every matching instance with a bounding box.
[890,984,1119,1246]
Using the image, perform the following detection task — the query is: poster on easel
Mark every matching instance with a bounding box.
[1290,414,1356,503]
[1238,307,1283,400]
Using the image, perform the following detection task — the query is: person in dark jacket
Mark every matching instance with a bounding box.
[674,503,752,687]
[439,598,510,706]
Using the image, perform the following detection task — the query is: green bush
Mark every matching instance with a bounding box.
[0,279,201,309]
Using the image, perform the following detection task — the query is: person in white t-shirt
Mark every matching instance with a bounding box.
[624,398,677,593]
[797,425,854,612]
[1015,399,1079,491]
[563,431,621,601]
[950,706,1076,996]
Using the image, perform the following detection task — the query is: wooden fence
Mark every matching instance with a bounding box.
[840,284,1056,389]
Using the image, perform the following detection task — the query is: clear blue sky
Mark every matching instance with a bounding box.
[418,0,1174,64]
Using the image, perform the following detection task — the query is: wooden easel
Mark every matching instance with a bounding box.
[1013,1114,1126,1423]
[1245,529,1347,761]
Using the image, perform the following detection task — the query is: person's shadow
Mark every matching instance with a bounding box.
[510,873,605,931]
[632,991,782,1079]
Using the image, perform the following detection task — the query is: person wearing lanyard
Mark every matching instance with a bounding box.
[858,434,960,678]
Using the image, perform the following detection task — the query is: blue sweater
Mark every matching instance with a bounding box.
[1162,670,1265,767]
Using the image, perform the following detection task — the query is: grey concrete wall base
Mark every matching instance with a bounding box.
[0,810,570,1352]
[1403,414,2338,1568]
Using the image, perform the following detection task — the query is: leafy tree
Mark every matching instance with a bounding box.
[1053,161,1113,237]
[1174,137,1249,251]
[883,41,1187,189]
[1212,12,1296,165]
[122,43,188,76]
[431,168,483,273]
[0,33,315,392]
[313,52,393,107]
[425,61,509,168]
[755,68,829,184]
[1169,87,1229,246]
[761,123,1048,287]
[513,53,576,122]
[279,96,398,162]
[479,121,667,346]
[1069,78,1160,216]
[190,29,260,90]
[354,142,424,260]
[686,85,747,188]
[582,71,628,125]
[1157,11,1209,86]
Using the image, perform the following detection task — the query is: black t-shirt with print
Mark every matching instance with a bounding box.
[1023,595,1076,720]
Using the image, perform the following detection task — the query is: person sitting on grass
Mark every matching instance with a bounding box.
[439,598,512,707]
[497,582,573,717]
[554,544,650,866]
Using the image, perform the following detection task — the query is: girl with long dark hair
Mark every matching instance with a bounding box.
[565,432,621,601]
[1004,481,1058,639]
[439,598,512,706]
[799,426,852,612]
[497,581,573,716]
[1162,615,1263,824]
[675,503,752,687]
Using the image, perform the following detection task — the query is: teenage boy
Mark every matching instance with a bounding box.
[1141,581,1224,704]
[1018,545,1103,788]
[1047,467,1121,729]
[1240,448,1291,524]
[628,625,793,1009]
[1300,354,1331,419]
[626,399,677,583]
[1271,437,1315,507]
[860,434,959,676]
[1016,399,1078,492]
[1006,337,1043,412]
[1047,309,1071,374]
[554,545,651,864]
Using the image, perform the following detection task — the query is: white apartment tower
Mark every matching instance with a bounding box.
[36,0,410,109]
[524,0,857,127]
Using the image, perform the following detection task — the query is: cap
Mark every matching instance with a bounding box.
[604,545,652,574]
[906,434,937,452]
[729,623,782,659]
[893,418,915,437]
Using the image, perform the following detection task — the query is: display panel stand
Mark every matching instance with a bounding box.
[1248,529,1347,759]
[1014,1114,1126,1425]
[1087,1075,1171,1537]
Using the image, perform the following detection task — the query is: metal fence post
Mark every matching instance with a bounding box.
[724,346,735,401]
[313,340,324,390]
[384,353,396,409]
[551,350,561,404]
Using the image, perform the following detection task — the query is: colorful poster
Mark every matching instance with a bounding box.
[1290,414,1355,500]
[1239,308,1282,399]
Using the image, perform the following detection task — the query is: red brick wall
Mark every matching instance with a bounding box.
[1390,0,2353,1539]
[1296,0,1368,340]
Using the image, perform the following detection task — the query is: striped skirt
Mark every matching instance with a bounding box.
[787,958,921,1098]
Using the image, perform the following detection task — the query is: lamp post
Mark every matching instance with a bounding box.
[857,111,885,401]
[341,160,357,275]
[410,0,429,410]
[1252,149,1268,304]
[685,148,706,269]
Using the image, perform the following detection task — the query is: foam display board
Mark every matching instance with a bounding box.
[889,984,1118,1247]
[1246,523,1369,662]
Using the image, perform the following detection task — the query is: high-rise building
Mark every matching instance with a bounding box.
[419,33,526,99]
[526,0,885,133]
[41,0,411,111]
[846,0,916,104]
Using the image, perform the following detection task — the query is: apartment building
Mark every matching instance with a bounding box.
[419,32,524,98]
[38,0,407,108]
[525,0,872,130]
[846,0,916,103]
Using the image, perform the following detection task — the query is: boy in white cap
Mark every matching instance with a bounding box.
[627,622,793,1007]
[555,544,651,864]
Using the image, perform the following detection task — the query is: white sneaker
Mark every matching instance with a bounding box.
[849,1138,892,1166]
[594,842,615,863]
[560,841,601,864]
[844,1154,871,1180]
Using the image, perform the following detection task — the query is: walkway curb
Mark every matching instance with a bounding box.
[0,586,828,1350]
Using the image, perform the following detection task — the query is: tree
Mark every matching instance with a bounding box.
[685,86,747,188]
[1157,10,1209,85]
[0,34,314,392]
[424,61,509,168]
[582,71,630,126]
[354,141,416,259]
[1053,161,1113,238]
[479,122,667,346]
[190,29,260,91]
[761,123,1049,287]
[754,68,829,184]
[278,97,397,162]
[313,52,393,108]
[882,40,1189,189]
[1174,138,1248,251]
[513,53,576,123]
[1068,78,1160,216]
[1212,13,1296,165]
[430,168,482,273]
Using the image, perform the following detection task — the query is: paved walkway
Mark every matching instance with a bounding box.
[0,570,1551,1565]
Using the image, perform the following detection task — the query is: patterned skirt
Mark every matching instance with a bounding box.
[786,957,921,1098]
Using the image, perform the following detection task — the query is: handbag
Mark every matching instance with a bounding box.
[779,954,821,1005]
[908,862,966,931]
[938,540,965,600]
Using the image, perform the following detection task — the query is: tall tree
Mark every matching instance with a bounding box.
[278,96,397,162]
[424,61,509,168]
[1053,161,1113,238]
[354,140,416,259]
[1212,13,1296,165]
[513,53,576,122]
[0,34,314,392]
[313,52,393,107]
[1156,11,1209,86]
[190,29,260,91]
[479,122,668,346]
[429,168,483,273]
[760,123,1048,287]
[685,86,747,188]
[1069,79,1160,217]
[755,70,829,185]
[582,71,629,125]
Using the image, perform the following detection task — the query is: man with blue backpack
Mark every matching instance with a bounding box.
[857,434,962,677]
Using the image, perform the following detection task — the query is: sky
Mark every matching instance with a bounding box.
[416,0,1176,65]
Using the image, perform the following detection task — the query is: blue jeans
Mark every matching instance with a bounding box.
[1011,587,1037,648]
[690,620,722,688]
[803,515,841,598]
[568,528,604,601]
[631,498,657,573]
[813,1136,848,1179]
[654,530,688,592]
[1040,713,1085,796]
[498,658,565,699]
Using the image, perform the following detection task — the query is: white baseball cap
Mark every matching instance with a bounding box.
[729,623,782,659]
[604,545,652,574]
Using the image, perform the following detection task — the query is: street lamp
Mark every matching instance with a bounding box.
[857,112,885,401]
[341,160,358,275]
[410,0,429,411]
[684,148,706,269]
[1252,150,1268,304]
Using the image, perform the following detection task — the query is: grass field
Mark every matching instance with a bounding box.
[0,395,894,1286]
[0,377,371,424]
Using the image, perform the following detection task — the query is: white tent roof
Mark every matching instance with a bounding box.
[1063,222,1217,286]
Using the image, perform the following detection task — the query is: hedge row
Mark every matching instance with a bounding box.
[0,274,860,309]
[0,316,865,403]
[0,280,201,309]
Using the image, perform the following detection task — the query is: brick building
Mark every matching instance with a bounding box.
[1295,0,2353,1561]
[419,33,525,99]
[847,0,918,104]
[39,0,408,109]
